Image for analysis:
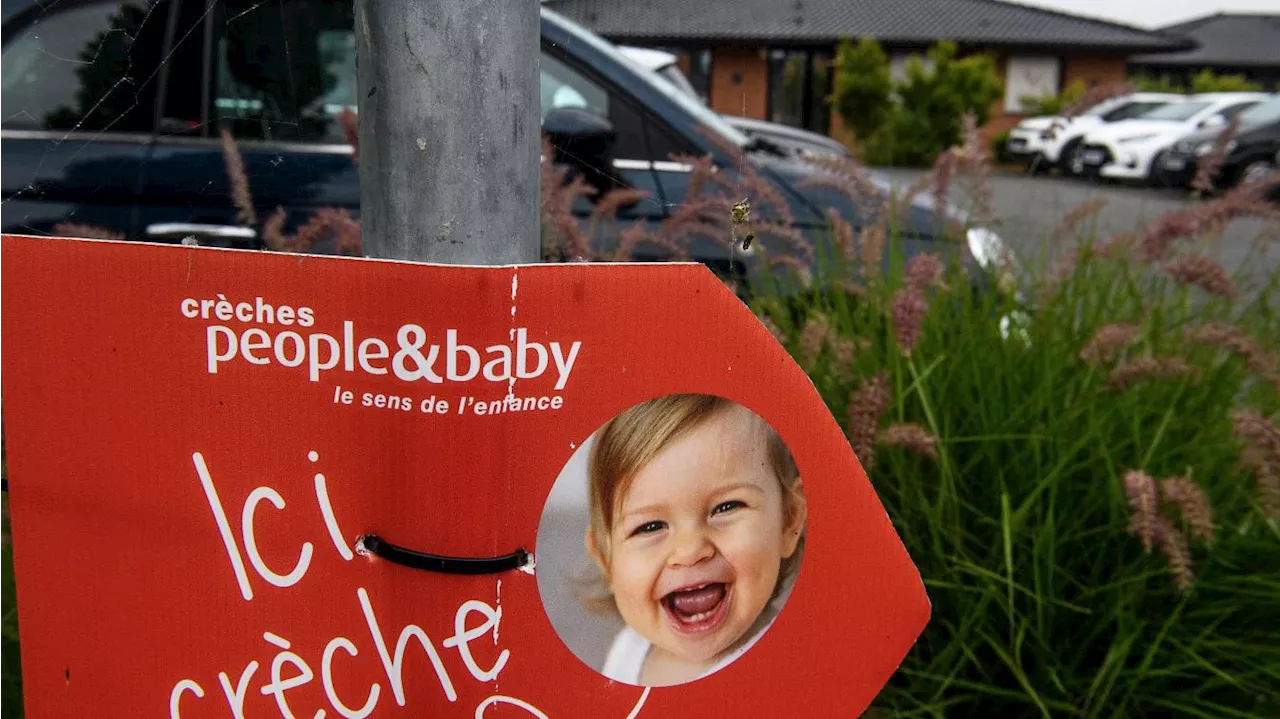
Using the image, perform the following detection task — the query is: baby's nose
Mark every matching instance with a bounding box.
[667,525,714,566]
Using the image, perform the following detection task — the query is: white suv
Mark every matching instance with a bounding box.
[1006,93,1184,175]
[1074,92,1271,183]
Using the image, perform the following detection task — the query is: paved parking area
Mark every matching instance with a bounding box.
[874,167,1279,284]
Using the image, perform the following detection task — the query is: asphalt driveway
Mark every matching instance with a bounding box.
[873,167,1279,285]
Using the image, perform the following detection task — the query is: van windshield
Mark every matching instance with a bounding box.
[658,65,701,103]
[546,9,751,148]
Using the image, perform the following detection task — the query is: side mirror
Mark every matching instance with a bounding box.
[544,107,618,198]
[1200,114,1227,129]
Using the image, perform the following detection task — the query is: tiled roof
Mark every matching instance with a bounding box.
[1131,13,1280,68]
[543,0,1189,51]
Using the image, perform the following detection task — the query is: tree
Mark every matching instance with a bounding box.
[888,42,1003,165]
[832,38,1003,166]
[831,37,893,140]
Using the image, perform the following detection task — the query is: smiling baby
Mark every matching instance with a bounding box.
[585,395,807,687]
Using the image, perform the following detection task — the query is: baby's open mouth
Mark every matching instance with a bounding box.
[662,582,731,634]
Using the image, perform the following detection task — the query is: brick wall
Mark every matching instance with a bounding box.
[1064,53,1130,88]
[709,46,768,120]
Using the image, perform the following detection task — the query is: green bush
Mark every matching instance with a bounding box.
[832,37,893,141]
[1130,72,1184,93]
[1190,69,1264,93]
[1132,70,1263,94]
[990,130,1014,165]
[834,40,1003,167]
[748,168,1280,716]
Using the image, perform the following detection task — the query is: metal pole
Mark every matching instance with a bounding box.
[354,0,540,264]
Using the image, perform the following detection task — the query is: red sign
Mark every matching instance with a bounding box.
[1,235,928,717]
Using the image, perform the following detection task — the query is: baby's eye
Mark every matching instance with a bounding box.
[630,520,666,537]
[712,500,746,516]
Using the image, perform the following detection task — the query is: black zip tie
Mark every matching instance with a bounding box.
[358,533,530,575]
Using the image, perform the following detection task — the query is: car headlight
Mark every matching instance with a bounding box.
[966,227,1003,267]
[969,229,1029,339]
[967,227,1018,293]
[1118,133,1159,144]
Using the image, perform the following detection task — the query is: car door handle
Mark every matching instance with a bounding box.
[145,222,257,242]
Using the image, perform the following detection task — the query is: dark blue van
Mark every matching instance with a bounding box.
[1,1,1010,276]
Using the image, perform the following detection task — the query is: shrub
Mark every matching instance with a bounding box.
[1190,69,1264,93]
[831,37,894,141]
[882,42,1003,167]
[990,130,1014,165]
[1130,72,1184,93]
[1132,70,1264,94]
[831,39,1003,167]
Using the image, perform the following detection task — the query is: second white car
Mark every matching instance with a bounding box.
[1074,92,1271,183]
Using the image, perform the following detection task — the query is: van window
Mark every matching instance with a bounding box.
[541,48,648,161]
[1,1,170,133]
[541,52,609,121]
[214,0,356,143]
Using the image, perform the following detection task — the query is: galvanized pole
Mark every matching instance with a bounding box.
[354,0,540,264]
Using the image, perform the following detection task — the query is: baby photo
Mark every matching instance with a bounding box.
[537,394,807,687]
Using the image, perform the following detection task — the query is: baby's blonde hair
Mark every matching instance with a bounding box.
[582,394,804,612]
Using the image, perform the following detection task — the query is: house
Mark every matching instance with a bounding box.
[543,0,1190,144]
[1129,13,1280,90]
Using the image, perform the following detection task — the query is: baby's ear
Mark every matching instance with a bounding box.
[585,526,609,578]
[781,477,807,559]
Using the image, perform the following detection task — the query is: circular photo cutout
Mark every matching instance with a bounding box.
[536,394,807,687]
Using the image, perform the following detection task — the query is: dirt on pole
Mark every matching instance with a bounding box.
[354,0,540,264]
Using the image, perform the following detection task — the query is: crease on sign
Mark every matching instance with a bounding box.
[508,269,519,395]
[495,579,502,644]
[505,267,526,587]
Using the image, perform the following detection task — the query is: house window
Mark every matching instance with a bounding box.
[213,0,358,143]
[1005,56,1062,114]
[686,48,713,104]
[767,48,832,134]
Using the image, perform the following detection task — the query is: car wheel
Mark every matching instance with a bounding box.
[1058,138,1084,177]
[1240,159,1275,186]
